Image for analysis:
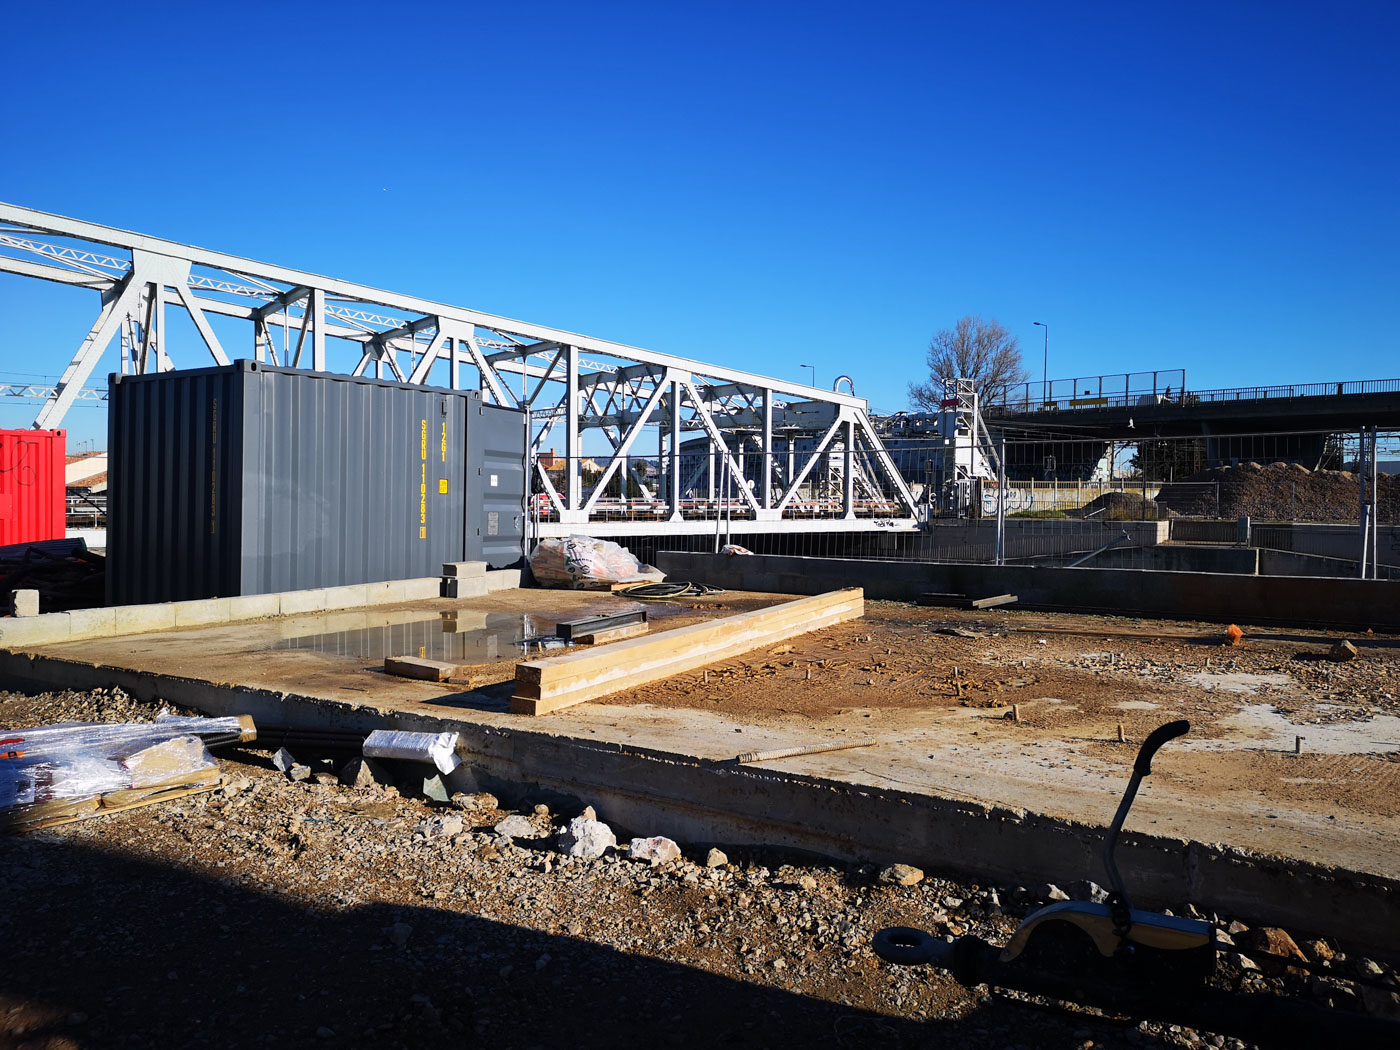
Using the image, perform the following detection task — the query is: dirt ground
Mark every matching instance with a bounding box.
[3,688,1398,1050]
[603,600,1400,820]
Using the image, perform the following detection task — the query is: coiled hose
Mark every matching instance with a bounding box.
[614,581,725,599]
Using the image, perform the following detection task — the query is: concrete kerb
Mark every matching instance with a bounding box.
[0,646,1395,956]
[0,571,519,649]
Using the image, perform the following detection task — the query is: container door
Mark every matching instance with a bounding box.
[465,402,527,569]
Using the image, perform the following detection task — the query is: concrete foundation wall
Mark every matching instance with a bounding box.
[1252,522,1400,567]
[1089,545,1260,574]
[655,551,1400,630]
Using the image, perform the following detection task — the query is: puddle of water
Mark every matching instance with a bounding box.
[1186,672,1294,695]
[276,610,564,664]
[273,596,665,664]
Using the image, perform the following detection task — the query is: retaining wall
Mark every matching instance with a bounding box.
[655,552,1400,630]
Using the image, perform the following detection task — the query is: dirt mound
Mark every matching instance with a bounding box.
[1157,461,1399,522]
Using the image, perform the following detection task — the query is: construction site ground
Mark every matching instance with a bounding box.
[4,687,1398,1050]
[13,589,1400,881]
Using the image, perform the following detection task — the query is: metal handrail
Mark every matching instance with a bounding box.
[990,377,1400,415]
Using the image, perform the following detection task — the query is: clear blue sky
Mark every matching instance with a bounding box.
[2,0,1397,446]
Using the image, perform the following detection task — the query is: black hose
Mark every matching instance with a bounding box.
[614,581,724,599]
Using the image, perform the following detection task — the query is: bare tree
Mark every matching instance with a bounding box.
[907,315,1028,410]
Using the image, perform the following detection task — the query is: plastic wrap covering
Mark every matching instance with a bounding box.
[0,719,228,831]
[362,730,461,774]
[529,536,644,587]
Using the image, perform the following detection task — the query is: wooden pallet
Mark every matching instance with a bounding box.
[3,769,222,832]
[511,589,863,715]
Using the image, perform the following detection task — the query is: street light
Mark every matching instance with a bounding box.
[801,364,815,387]
[1033,322,1048,404]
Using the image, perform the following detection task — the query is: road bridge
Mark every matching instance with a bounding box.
[986,377,1400,476]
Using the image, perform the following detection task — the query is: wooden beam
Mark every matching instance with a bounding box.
[511,589,863,715]
[385,655,461,682]
[574,621,651,645]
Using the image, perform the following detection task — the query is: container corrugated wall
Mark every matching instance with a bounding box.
[0,428,67,547]
[108,362,525,604]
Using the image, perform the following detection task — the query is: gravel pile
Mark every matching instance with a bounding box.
[1157,462,1399,522]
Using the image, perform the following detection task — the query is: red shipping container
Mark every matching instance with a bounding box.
[0,429,67,546]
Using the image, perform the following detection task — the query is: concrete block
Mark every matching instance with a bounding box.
[322,584,370,611]
[401,578,441,601]
[364,580,410,606]
[227,593,281,621]
[119,603,178,634]
[441,576,489,600]
[485,569,522,592]
[66,606,118,638]
[278,588,329,616]
[9,589,39,617]
[173,597,233,628]
[0,612,72,648]
[442,561,487,578]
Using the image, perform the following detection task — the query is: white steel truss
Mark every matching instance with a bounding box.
[0,203,919,533]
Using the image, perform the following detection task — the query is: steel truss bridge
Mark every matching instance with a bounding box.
[0,203,920,537]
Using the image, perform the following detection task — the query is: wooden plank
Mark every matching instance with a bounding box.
[513,601,859,714]
[515,599,862,708]
[971,593,1018,610]
[3,771,222,832]
[385,655,461,681]
[516,592,860,687]
[574,621,651,645]
[514,592,863,691]
[511,589,863,715]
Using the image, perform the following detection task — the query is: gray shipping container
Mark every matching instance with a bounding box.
[107,361,526,604]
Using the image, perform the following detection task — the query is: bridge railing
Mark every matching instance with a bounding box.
[991,375,1400,416]
[1181,377,1400,405]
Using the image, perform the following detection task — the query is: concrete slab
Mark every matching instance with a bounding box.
[1,587,1397,953]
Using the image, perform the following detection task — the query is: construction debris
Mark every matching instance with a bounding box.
[736,738,879,764]
[338,755,393,790]
[362,729,461,775]
[628,836,681,866]
[0,714,252,831]
[1329,639,1359,662]
[878,863,925,887]
[0,538,104,613]
[558,814,616,859]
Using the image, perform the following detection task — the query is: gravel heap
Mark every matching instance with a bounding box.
[1157,462,1399,522]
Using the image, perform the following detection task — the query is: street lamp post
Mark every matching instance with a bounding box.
[1033,322,1048,405]
[801,364,815,387]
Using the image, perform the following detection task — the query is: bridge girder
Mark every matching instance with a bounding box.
[0,203,919,529]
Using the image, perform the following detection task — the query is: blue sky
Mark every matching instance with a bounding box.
[2,0,1397,446]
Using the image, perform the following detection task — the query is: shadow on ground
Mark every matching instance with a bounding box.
[0,833,1151,1049]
